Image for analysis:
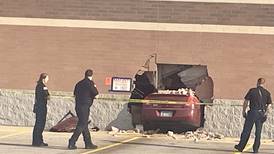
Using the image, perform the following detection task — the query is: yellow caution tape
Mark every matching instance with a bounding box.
[48,94,244,106]
[128,98,190,105]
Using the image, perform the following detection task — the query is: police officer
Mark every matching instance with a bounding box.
[128,71,157,127]
[32,73,50,146]
[235,78,272,153]
[68,69,98,150]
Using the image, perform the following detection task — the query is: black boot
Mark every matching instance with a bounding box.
[68,140,77,150]
[68,144,77,150]
[234,145,243,152]
[85,144,98,149]
[32,142,48,147]
[41,142,48,146]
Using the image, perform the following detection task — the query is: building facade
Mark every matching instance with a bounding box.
[0,0,274,99]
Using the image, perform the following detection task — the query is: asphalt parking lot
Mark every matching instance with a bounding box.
[0,126,273,154]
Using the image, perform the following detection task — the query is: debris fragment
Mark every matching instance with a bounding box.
[111,126,119,133]
[167,131,174,137]
[126,130,136,133]
[91,126,100,132]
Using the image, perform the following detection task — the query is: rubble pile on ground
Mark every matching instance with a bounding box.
[108,126,224,141]
[180,128,225,141]
[108,126,142,136]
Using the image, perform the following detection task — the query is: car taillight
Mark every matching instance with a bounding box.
[186,96,198,109]
[186,102,195,109]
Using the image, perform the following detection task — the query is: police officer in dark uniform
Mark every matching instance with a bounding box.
[235,78,272,153]
[32,73,50,146]
[128,72,157,127]
[68,69,98,150]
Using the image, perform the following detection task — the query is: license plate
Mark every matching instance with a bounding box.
[160,111,173,117]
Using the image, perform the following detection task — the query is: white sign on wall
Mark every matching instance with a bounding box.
[111,77,132,92]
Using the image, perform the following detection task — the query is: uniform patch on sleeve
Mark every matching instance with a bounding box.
[43,87,48,90]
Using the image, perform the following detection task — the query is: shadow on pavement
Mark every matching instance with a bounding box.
[0,142,68,150]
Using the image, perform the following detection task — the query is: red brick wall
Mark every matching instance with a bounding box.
[0,25,274,99]
[0,0,274,99]
[0,0,274,26]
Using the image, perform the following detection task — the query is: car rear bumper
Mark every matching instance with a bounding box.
[141,106,201,128]
[143,120,200,129]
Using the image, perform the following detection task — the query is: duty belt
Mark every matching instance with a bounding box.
[251,109,265,112]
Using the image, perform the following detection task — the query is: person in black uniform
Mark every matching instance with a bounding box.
[235,78,272,153]
[128,72,157,127]
[68,69,99,150]
[32,73,50,146]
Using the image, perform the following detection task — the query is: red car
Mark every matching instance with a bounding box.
[141,93,201,131]
[129,63,213,131]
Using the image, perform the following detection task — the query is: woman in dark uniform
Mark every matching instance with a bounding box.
[32,73,50,146]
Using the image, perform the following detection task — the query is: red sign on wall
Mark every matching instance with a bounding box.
[104,77,112,86]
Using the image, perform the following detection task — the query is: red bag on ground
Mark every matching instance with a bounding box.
[49,111,78,132]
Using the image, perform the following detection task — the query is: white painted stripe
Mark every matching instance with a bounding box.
[149,0,274,5]
[0,17,274,35]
